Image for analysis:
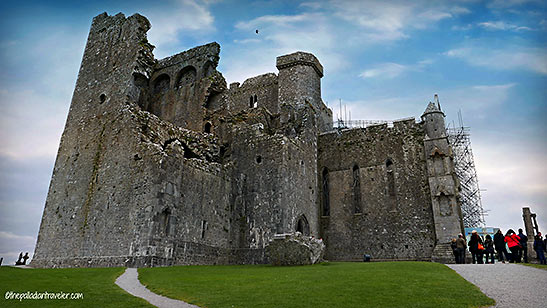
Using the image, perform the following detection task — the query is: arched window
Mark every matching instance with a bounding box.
[322,167,330,216]
[175,66,197,88]
[201,220,208,238]
[295,215,310,235]
[386,159,395,197]
[203,61,215,78]
[204,122,212,133]
[353,165,362,213]
[159,208,172,235]
[152,74,170,94]
[249,95,258,108]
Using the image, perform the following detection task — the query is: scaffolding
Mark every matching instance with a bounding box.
[447,112,486,229]
[333,117,416,129]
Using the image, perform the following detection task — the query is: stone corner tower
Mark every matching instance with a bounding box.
[32,12,157,267]
[421,95,464,263]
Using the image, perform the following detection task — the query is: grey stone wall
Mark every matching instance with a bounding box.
[228,73,279,114]
[318,119,436,261]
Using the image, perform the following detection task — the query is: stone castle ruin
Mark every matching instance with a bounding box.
[32,13,464,267]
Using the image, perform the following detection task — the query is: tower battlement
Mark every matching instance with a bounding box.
[276,52,324,78]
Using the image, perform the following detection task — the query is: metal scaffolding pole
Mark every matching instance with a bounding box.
[446,113,486,228]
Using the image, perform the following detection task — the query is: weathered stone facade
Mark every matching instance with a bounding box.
[32,13,464,268]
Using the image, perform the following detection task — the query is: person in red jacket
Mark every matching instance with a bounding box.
[504,229,521,263]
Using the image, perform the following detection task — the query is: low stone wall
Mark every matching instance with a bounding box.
[31,241,268,268]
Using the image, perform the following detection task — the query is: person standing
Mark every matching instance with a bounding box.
[533,232,546,265]
[469,230,484,264]
[450,238,458,263]
[484,234,495,264]
[517,228,528,263]
[494,229,506,263]
[456,233,467,264]
[505,229,521,263]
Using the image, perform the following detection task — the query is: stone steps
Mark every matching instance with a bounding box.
[431,243,456,264]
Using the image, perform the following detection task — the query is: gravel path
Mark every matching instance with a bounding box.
[115,268,199,308]
[448,263,547,308]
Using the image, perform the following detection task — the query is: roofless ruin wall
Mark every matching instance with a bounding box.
[318,119,436,261]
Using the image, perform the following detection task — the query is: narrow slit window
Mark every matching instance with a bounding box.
[353,165,362,213]
[386,159,396,197]
[322,168,330,216]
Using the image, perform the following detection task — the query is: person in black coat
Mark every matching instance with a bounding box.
[468,230,484,264]
[484,234,495,264]
[533,232,546,264]
[494,229,507,263]
[450,238,458,263]
[517,228,528,263]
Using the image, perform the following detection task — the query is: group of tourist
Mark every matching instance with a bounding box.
[451,228,547,264]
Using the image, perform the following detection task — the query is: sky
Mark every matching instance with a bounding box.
[0,0,545,264]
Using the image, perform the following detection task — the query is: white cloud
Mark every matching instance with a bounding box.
[235,14,315,30]
[441,83,516,114]
[452,24,473,31]
[300,2,323,10]
[487,0,542,9]
[444,46,547,74]
[331,1,413,41]
[359,59,433,79]
[329,0,469,41]
[359,63,408,79]
[418,10,453,22]
[471,83,517,91]
[450,6,472,15]
[225,12,346,84]
[146,0,215,57]
[473,141,547,231]
[226,0,475,84]
[477,21,533,31]
[233,38,260,44]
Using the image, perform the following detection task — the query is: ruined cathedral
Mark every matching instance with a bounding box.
[32,13,464,268]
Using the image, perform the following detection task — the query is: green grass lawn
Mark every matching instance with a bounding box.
[0,266,153,308]
[139,262,495,308]
[521,263,547,270]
